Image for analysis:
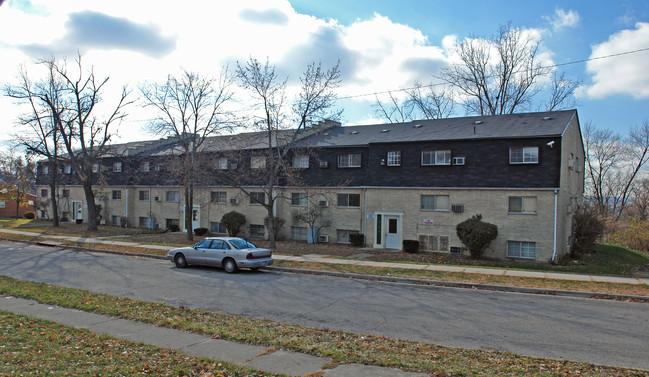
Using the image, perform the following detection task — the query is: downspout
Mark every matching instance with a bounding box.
[551,189,558,263]
[125,187,129,227]
[362,188,367,246]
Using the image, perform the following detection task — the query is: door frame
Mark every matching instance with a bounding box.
[373,211,403,250]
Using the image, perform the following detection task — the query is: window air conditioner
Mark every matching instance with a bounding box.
[450,246,462,254]
[230,198,238,205]
[318,200,329,207]
[318,235,329,243]
[319,161,329,168]
[451,204,464,213]
[452,157,465,165]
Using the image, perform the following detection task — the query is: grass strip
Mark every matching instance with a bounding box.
[0,276,645,376]
[273,260,649,297]
[0,310,280,376]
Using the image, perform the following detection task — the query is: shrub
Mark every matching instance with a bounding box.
[264,216,286,241]
[571,207,604,257]
[120,216,128,228]
[169,224,180,232]
[221,211,246,237]
[456,214,498,259]
[23,212,35,219]
[403,240,419,253]
[194,227,208,236]
[605,219,649,254]
[349,233,364,247]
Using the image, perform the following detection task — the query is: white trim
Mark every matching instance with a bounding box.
[552,189,558,262]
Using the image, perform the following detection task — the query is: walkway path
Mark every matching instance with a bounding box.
[1,227,647,285]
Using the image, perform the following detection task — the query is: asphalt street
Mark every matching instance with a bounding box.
[1,241,647,370]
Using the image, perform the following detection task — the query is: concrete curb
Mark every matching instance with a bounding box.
[4,236,649,303]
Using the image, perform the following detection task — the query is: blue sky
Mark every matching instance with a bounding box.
[1,0,648,148]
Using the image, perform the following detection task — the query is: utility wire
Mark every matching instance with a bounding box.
[337,46,649,101]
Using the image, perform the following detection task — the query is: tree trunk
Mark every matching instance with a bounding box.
[83,181,97,231]
[266,205,276,249]
[185,185,194,241]
[49,167,59,227]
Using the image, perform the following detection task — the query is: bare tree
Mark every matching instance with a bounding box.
[140,69,234,240]
[4,61,66,226]
[292,195,332,243]
[0,153,35,218]
[584,120,649,219]
[225,57,341,248]
[374,83,454,123]
[442,23,579,115]
[55,54,132,231]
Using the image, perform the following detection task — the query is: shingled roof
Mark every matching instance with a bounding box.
[298,110,578,148]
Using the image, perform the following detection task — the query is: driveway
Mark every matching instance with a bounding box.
[1,241,647,370]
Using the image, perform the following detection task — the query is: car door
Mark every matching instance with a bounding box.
[204,239,230,266]
[186,239,212,265]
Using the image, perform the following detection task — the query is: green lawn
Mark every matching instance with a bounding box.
[1,310,280,376]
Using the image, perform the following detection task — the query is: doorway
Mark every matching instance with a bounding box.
[385,216,400,249]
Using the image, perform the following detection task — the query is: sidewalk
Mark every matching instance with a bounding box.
[1,227,648,286]
[0,295,427,377]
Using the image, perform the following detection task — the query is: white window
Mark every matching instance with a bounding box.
[418,235,450,252]
[112,190,121,200]
[166,218,179,228]
[510,147,539,164]
[291,193,307,206]
[337,193,360,207]
[336,229,359,244]
[420,195,450,211]
[250,224,265,238]
[216,157,228,170]
[337,153,361,168]
[250,192,265,205]
[291,226,308,241]
[113,162,122,172]
[293,154,309,168]
[508,196,537,214]
[141,162,150,172]
[421,150,451,166]
[43,166,49,175]
[0,201,5,208]
[41,189,48,197]
[251,156,266,169]
[64,165,71,174]
[62,189,70,198]
[387,151,401,166]
[92,164,99,173]
[211,191,227,204]
[139,190,150,201]
[111,215,120,226]
[210,222,227,234]
[165,191,180,202]
[507,241,536,259]
[138,217,149,228]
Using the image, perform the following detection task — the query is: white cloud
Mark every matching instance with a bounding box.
[544,9,580,32]
[585,22,649,99]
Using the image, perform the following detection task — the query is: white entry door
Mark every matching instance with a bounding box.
[191,206,200,230]
[71,201,83,221]
[385,216,400,249]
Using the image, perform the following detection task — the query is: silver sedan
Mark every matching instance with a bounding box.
[167,237,273,273]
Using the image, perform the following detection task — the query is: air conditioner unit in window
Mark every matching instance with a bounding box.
[230,198,238,205]
[450,246,463,254]
[568,159,575,169]
[451,204,464,213]
[318,200,329,207]
[319,161,329,168]
[452,157,465,165]
[318,235,329,243]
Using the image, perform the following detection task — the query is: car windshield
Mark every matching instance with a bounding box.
[229,239,257,249]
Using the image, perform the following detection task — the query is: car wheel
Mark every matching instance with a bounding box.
[174,254,188,268]
[223,258,238,273]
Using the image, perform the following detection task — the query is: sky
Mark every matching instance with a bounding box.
[1,0,648,151]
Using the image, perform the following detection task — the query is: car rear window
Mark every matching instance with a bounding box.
[230,239,257,249]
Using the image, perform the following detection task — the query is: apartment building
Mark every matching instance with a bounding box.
[36,110,584,261]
